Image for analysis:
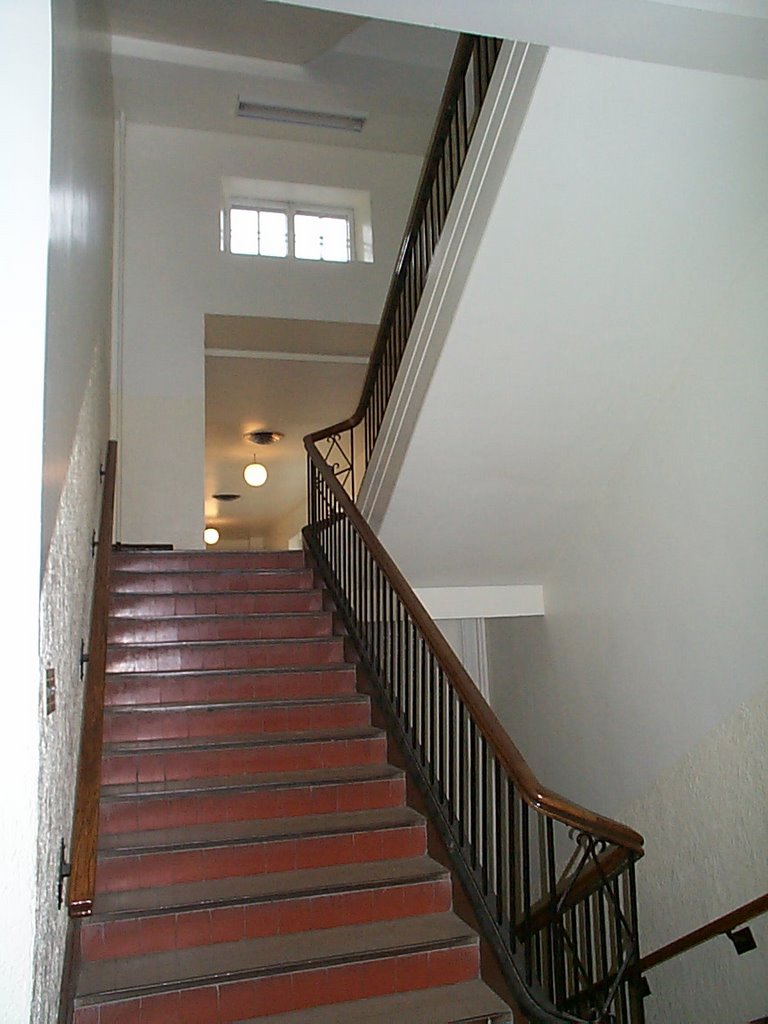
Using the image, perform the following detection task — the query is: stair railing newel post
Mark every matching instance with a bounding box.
[304,32,645,1024]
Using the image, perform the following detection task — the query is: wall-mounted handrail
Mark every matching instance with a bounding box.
[304,32,645,1023]
[67,439,117,917]
[637,893,767,974]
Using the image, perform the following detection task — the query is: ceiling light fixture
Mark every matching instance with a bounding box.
[244,430,283,446]
[236,98,366,133]
[203,527,220,545]
[244,460,268,487]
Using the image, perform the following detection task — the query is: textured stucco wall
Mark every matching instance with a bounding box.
[625,682,768,1023]
[35,345,110,1022]
[31,0,114,1016]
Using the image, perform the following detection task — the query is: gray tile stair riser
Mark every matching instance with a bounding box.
[75,913,478,1000]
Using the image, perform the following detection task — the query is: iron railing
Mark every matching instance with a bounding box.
[304,455,645,1023]
[313,34,503,497]
[304,32,646,1023]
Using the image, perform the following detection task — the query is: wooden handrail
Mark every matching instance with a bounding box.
[305,436,643,855]
[637,893,768,973]
[67,439,117,917]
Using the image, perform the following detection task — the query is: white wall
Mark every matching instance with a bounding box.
[377,50,768,589]
[43,0,114,561]
[39,0,114,1019]
[364,44,768,1022]
[117,123,421,547]
[486,250,768,1020]
[0,4,51,1020]
[0,0,113,1020]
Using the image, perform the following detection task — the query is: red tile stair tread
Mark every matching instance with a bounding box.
[236,980,513,1024]
[107,611,332,637]
[109,590,325,616]
[98,805,425,853]
[106,635,343,651]
[104,693,369,714]
[103,724,384,753]
[111,549,306,568]
[110,569,315,593]
[102,762,403,799]
[75,911,476,1002]
[105,663,355,682]
[91,855,448,916]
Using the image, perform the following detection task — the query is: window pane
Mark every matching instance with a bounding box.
[229,208,261,255]
[259,210,288,257]
[294,214,322,261]
[320,216,350,262]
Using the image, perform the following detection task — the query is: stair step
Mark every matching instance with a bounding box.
[105,665,357,707]
[107,611,333,644]
[95,807,426,892]
[102,694,371,742]
[106,635,345,672]
[110,568,314,594]
[109,588,324,617]
[81,856,451,960]
[111,550,306,572]
[237,980,513,1024]
[101,726,388,784]
[99,764,406,833]
[75,913,479,1021]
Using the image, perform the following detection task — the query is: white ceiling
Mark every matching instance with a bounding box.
[107,0,458,153]
[266,0,768,80]
[107,0,366,63]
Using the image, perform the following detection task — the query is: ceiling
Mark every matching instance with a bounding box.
[107,0,366,64]
[264,0,768,80]
[107,0,458,153]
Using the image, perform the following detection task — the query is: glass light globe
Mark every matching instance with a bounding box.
[244,462,268,487]
[203,527,220,545]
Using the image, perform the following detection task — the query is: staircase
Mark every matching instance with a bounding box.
[72,548,514,1023]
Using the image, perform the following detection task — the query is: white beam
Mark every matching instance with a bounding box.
[263,0,768,80]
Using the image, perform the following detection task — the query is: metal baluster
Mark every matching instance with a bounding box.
[522,801,533,984]
[613,876,629,1024]
[509,783,519,951]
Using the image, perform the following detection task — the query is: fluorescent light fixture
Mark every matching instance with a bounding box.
[236,98,366,133]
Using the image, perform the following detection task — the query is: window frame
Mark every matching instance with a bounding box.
[223,198,355,263]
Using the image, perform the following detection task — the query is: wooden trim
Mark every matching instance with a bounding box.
[67,440,117,916]
[637,892,768,974]
[304,439,643,854]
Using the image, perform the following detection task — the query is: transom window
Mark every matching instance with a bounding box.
[225,202,353,262]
